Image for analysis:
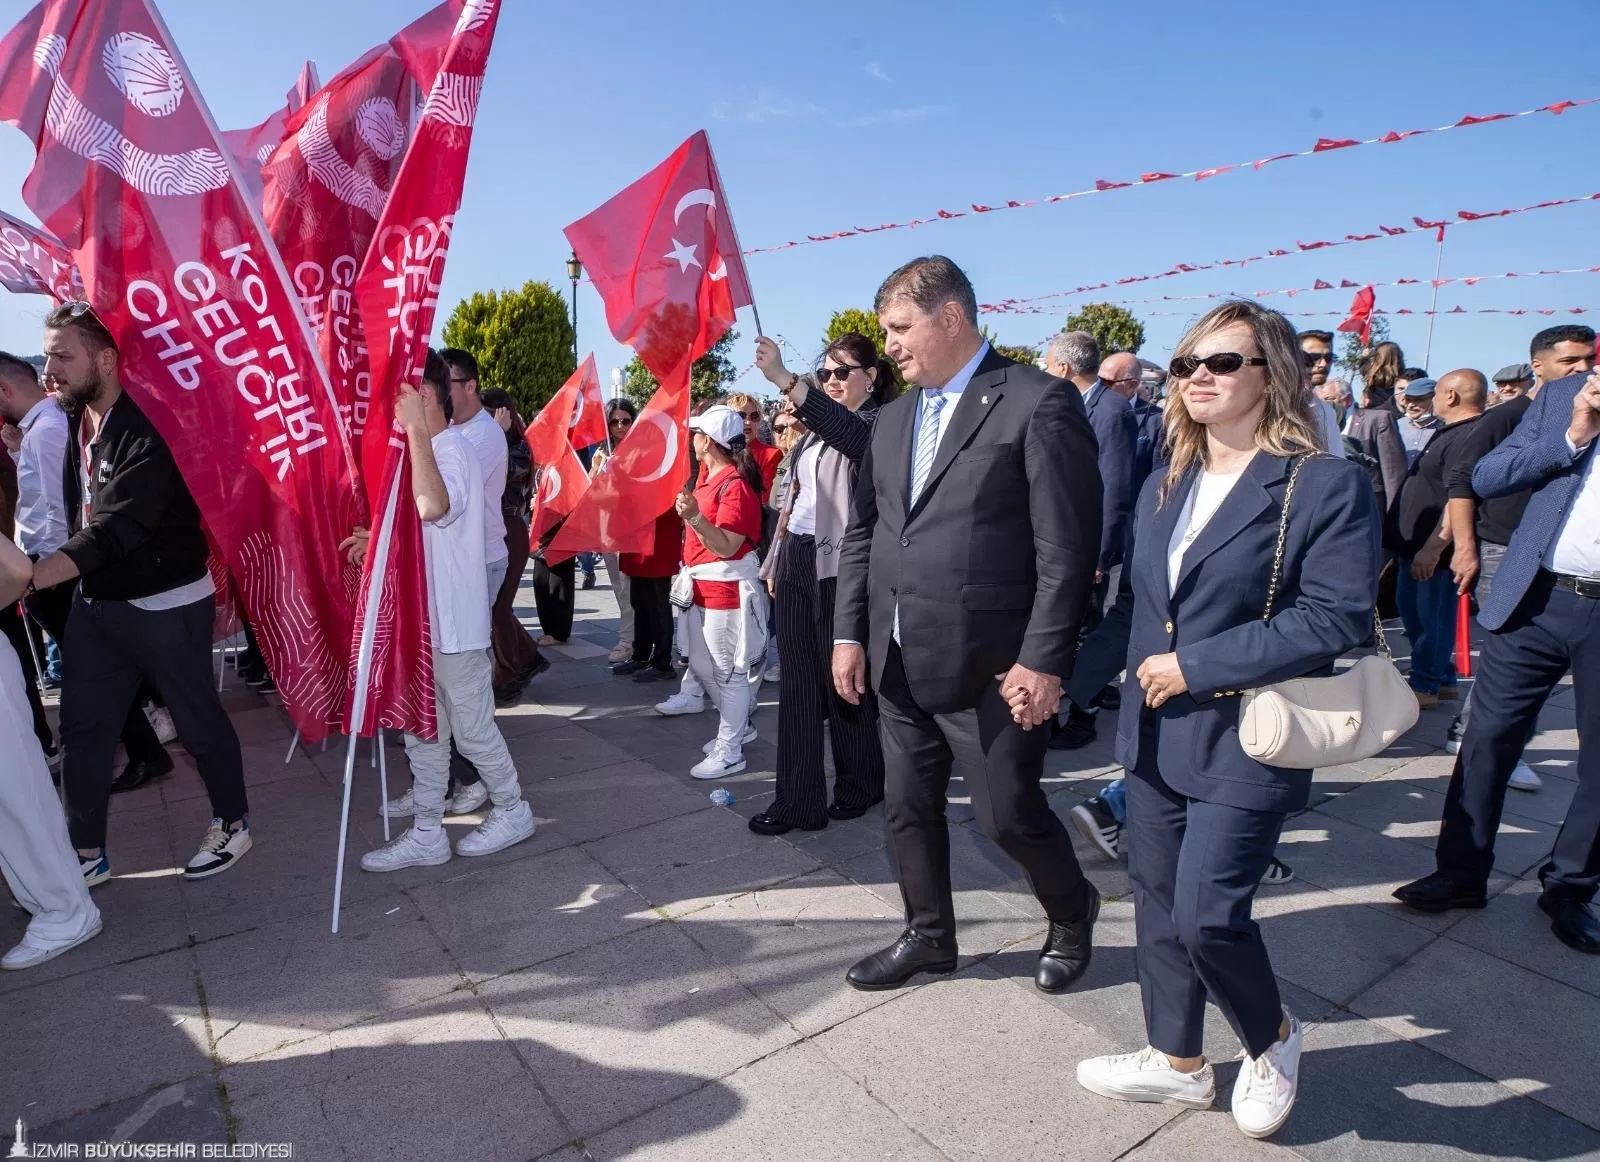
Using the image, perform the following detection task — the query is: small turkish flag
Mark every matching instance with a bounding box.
[526,356,598,543]
[565,130,753,388]
[568,357,608,451]
[1337,286,1377,346]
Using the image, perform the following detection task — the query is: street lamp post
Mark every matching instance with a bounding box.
[565,252,581,365]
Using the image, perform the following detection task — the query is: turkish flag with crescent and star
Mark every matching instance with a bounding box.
[0,0,368,743]
[547,130,752,559]
[568,357,608,451]
[1337,285,1377,346]
[527,356,597,543]
[347,0,499,737]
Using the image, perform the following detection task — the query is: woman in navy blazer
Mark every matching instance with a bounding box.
[1068,301,1379,1140]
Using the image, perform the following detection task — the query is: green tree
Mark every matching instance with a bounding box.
[1337,315,1390,382]
[441,280,575,420]
[825,307,887,353]
[621,329,741,410]
[992,343,1040,366]
[1062,302,1145,355]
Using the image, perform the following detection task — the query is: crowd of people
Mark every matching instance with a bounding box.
[3,258,1597,1143]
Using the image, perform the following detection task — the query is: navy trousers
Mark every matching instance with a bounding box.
[1126,727,1287,1059]
[1438,573,1600,901]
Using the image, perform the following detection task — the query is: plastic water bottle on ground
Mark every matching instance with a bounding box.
[709,788,735,807]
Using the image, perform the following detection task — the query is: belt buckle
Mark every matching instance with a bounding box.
[1576,577,1600,599]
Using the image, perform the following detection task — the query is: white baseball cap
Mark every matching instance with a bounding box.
[688,404,745,450]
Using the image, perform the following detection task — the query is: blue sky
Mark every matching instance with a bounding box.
[1,0,1597,396]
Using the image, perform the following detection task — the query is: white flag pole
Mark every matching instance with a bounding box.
[331,462,403,933]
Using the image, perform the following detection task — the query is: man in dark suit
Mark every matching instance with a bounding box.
[832,255,1103,992]
[1395,355,1600,955]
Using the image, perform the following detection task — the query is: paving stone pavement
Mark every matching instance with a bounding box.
[4,574,1599,1161]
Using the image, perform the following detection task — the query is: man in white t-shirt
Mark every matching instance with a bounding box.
[441,348,509,601]
[359,351,535,872]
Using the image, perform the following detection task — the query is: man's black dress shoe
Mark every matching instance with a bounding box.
[846,928,958,991]
[748,812,825,836]
[1392,871,1488,913]
[1539,892,1600,954]
[1036,886,1101,993]
[109,753,175,795]
[827,798,882,822]
[611,659,647,677]
[1092,682,1121,711]
[1047,705,1096,751]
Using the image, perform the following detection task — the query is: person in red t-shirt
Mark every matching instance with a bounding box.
[616,508,683,682]
[727,391,782,502]
[675,405,768,779]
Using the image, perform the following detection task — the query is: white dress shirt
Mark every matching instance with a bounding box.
[423,426,491,654]
[1547,437,1600,578]
[1311,397,1346,458]
[13,397,69,556]
[786,441,823,536]
[452,406,509,567]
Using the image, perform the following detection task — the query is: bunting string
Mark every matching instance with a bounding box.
[1136,306,1596,319]
[977,189,1600,314]
[742,97,1596,257]
[985,265,1600,314]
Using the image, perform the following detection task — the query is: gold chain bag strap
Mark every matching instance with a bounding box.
[1237,456,1420,768]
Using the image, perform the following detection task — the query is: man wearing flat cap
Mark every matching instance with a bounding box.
[1493,363,1535,404]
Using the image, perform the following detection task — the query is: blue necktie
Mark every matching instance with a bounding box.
[909,389,947,505]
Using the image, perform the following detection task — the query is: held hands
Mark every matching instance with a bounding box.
[1136,652,1188,709]
[998,663,1062,729]
[1566,372,1600,450]
[755,336,790,388]
[338,526,371,569]
[832,643,868,705]
[394,384,428,433]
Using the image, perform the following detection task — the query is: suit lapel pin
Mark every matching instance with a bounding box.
[980,394,988,405]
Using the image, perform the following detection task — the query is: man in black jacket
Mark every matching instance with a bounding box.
[832,256,1102,994]
[28,304,250,886]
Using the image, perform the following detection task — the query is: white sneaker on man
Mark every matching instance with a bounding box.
[1507,762,1543,792]
[1232,1011,1302,1139]
[2,914,103,971]
[382,788,417,819]
[703,726,757,754]
[447,781,490,815]
[183,819,252,880]
[655,692,705,716]
[361,826,452,872]
[1076,1046,1216,1109]
[691,744,746,780]
[456,801,537,857]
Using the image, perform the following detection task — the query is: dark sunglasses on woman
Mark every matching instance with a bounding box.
[816,364,864,383]
[1168,352,1268,378]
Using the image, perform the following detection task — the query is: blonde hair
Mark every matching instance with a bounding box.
[725,391,759,414]
[1159,300,1324,507]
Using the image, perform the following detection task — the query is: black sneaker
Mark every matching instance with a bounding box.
[611,659,648,677]
[634,666,675,684]
[1070,796,1121,860]
[581,572,597,590]
[1259,857,1295,886]
[1048,705,1097,751]
[1091,682,1122,711]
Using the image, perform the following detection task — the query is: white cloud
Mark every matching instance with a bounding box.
[1050,9,1070,26]
[709,88,821,124]
[835,105,941,129]
[866,60,892,82]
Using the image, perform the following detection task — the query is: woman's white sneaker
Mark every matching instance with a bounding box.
[690,745,746,780]
[456,801,537,857]
[361,827,452,872]
[448,781,490,815]
[2,914,103,971]
[1232,1012,1302,1139]
[1076,1047,1216,1109]
[702,726,757,754]
[184,819,252,880]
[655,692,705,716]
[1507,762,1543,792]
[382,788,417,819]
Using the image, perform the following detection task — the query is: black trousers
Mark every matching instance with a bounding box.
[1439,574,1600,901]
[770,536,884,828]
[877,641,1091,948]
[61,594,246,850]
[26,579,167,764]
[628,575,674,670]
[533,556,576,643]
[1126,726,1287,1060]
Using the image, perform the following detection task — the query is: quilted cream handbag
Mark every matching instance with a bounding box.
[1237,457,1420,769]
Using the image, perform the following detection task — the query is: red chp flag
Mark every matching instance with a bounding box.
[568,356,608,451]
[348,0,500,737]
[0,208,79,299]
[527,356,597,543]
[0,0,363,741]
[221,59,318,206]
[1338,285,1377,346]
[549,130,753,558]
